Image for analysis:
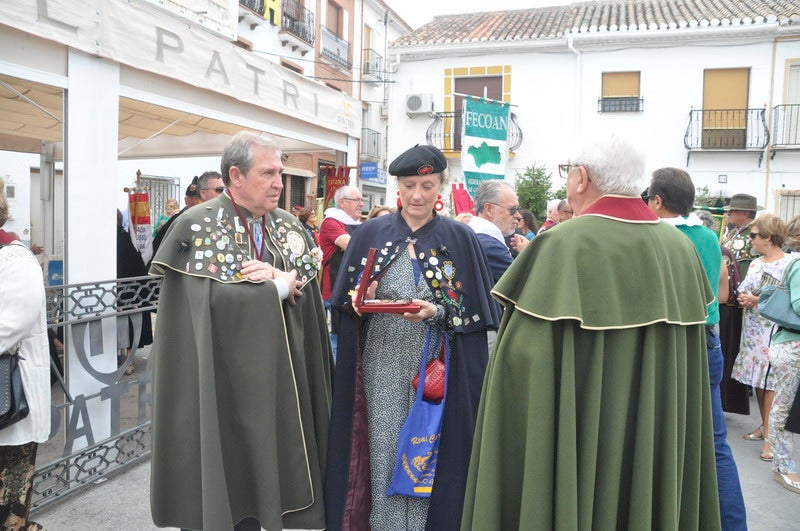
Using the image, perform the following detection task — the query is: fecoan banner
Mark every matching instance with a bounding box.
[461,97,511,196]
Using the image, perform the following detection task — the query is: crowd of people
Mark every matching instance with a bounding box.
[142,133,796,530]
[6,129,800,530]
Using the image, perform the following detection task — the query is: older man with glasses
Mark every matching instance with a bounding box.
[320,185,363,359]
[468,179,520,283]
[464,135,720,530]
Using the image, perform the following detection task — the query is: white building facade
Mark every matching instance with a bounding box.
[387,2,800,217]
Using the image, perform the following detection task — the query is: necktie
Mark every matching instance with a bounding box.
[253,221,263,256]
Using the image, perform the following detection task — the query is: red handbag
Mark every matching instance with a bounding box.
[412,341,446,402]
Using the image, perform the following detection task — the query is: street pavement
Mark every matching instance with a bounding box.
[32,396,800,530]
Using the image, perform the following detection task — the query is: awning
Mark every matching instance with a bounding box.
[283,166,316,178]
[0,73,336,158]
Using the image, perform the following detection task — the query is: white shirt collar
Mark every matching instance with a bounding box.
[468,215,505,244]
[323,207,361,225]
[659,213,704,227]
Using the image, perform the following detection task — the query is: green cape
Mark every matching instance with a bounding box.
[463,212,720,530]
[149,197,332,530]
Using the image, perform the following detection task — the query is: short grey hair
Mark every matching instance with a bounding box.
[474,180,514,214]
[221,131,280,185]
[568,134,645,196]
[197,170,222,190]
[334,185,358,207]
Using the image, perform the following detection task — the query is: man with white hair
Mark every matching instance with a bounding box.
[537,198,561,234]
[320,185,363,303]
[464,135,721,529]
[319,185,363,357]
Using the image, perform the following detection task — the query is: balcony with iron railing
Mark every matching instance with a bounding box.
[425,111,523,153]
[239,0,267,25]
[684,108,769,164]
[772,104,800,149]
[321,26,351,70]
[361,128,381,160]
[362,48,384,83]
[280,0,315,49]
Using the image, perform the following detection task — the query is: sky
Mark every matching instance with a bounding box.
[385,0,571,29]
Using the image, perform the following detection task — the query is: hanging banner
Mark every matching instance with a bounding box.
[323,166,354,207]
[128,191,154,265]
[461,97,511,196]
[451,182,475,215]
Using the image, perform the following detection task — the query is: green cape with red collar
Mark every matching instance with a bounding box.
[463,196,721,530]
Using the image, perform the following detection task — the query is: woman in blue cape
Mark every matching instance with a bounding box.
[324,145,500,531]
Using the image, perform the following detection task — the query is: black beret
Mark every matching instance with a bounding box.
[388,144,447,177]
[185,176,199,197]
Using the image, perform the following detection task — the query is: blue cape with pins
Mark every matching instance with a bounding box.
[324,210,500,531]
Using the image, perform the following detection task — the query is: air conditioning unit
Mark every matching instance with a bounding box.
[405,94,434,116]
[379,104,389,119]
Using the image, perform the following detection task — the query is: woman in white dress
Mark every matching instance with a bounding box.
[733,214,791,462]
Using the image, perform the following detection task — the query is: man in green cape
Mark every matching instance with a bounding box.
[149,132,332,531]
[463,135,721,530]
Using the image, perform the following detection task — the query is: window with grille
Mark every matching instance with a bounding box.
[599,72,642,112]
[777,191,800,221]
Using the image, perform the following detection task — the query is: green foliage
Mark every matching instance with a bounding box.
[513,164,561,219]
[694,185,726,209]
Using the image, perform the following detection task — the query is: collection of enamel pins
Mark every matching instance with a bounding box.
[184,205,319,283]
[345,239,474,327]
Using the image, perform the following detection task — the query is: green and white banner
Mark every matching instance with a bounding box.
[461,97,511,196]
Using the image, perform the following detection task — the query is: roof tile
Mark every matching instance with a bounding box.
[392,0,800,46]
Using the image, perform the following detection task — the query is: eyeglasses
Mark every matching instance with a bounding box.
[487,202,520,215]
[749,232,768,240]
[201,186,225,194]
[560,210,574,215]
[341,197,364,203]
[558,164,578,179]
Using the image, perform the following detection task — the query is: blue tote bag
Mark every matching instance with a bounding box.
[386,328,449,498]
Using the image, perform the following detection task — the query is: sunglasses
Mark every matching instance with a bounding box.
[641,188,651,203]
[748,232,768,240]
[487,202,520,215]
[201,186,226,194]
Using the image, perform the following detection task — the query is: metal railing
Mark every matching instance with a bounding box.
[281,0,315,45]
[239,0,265,16]
[137,174,181,225]
[598,97,643,113]
[772,104,800,147]
[684,108,769,150]
[321,26,351,69]
[362,48,384,81]
[31,276,161,510]
[425,111,523,152]
[361,128,381,159]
